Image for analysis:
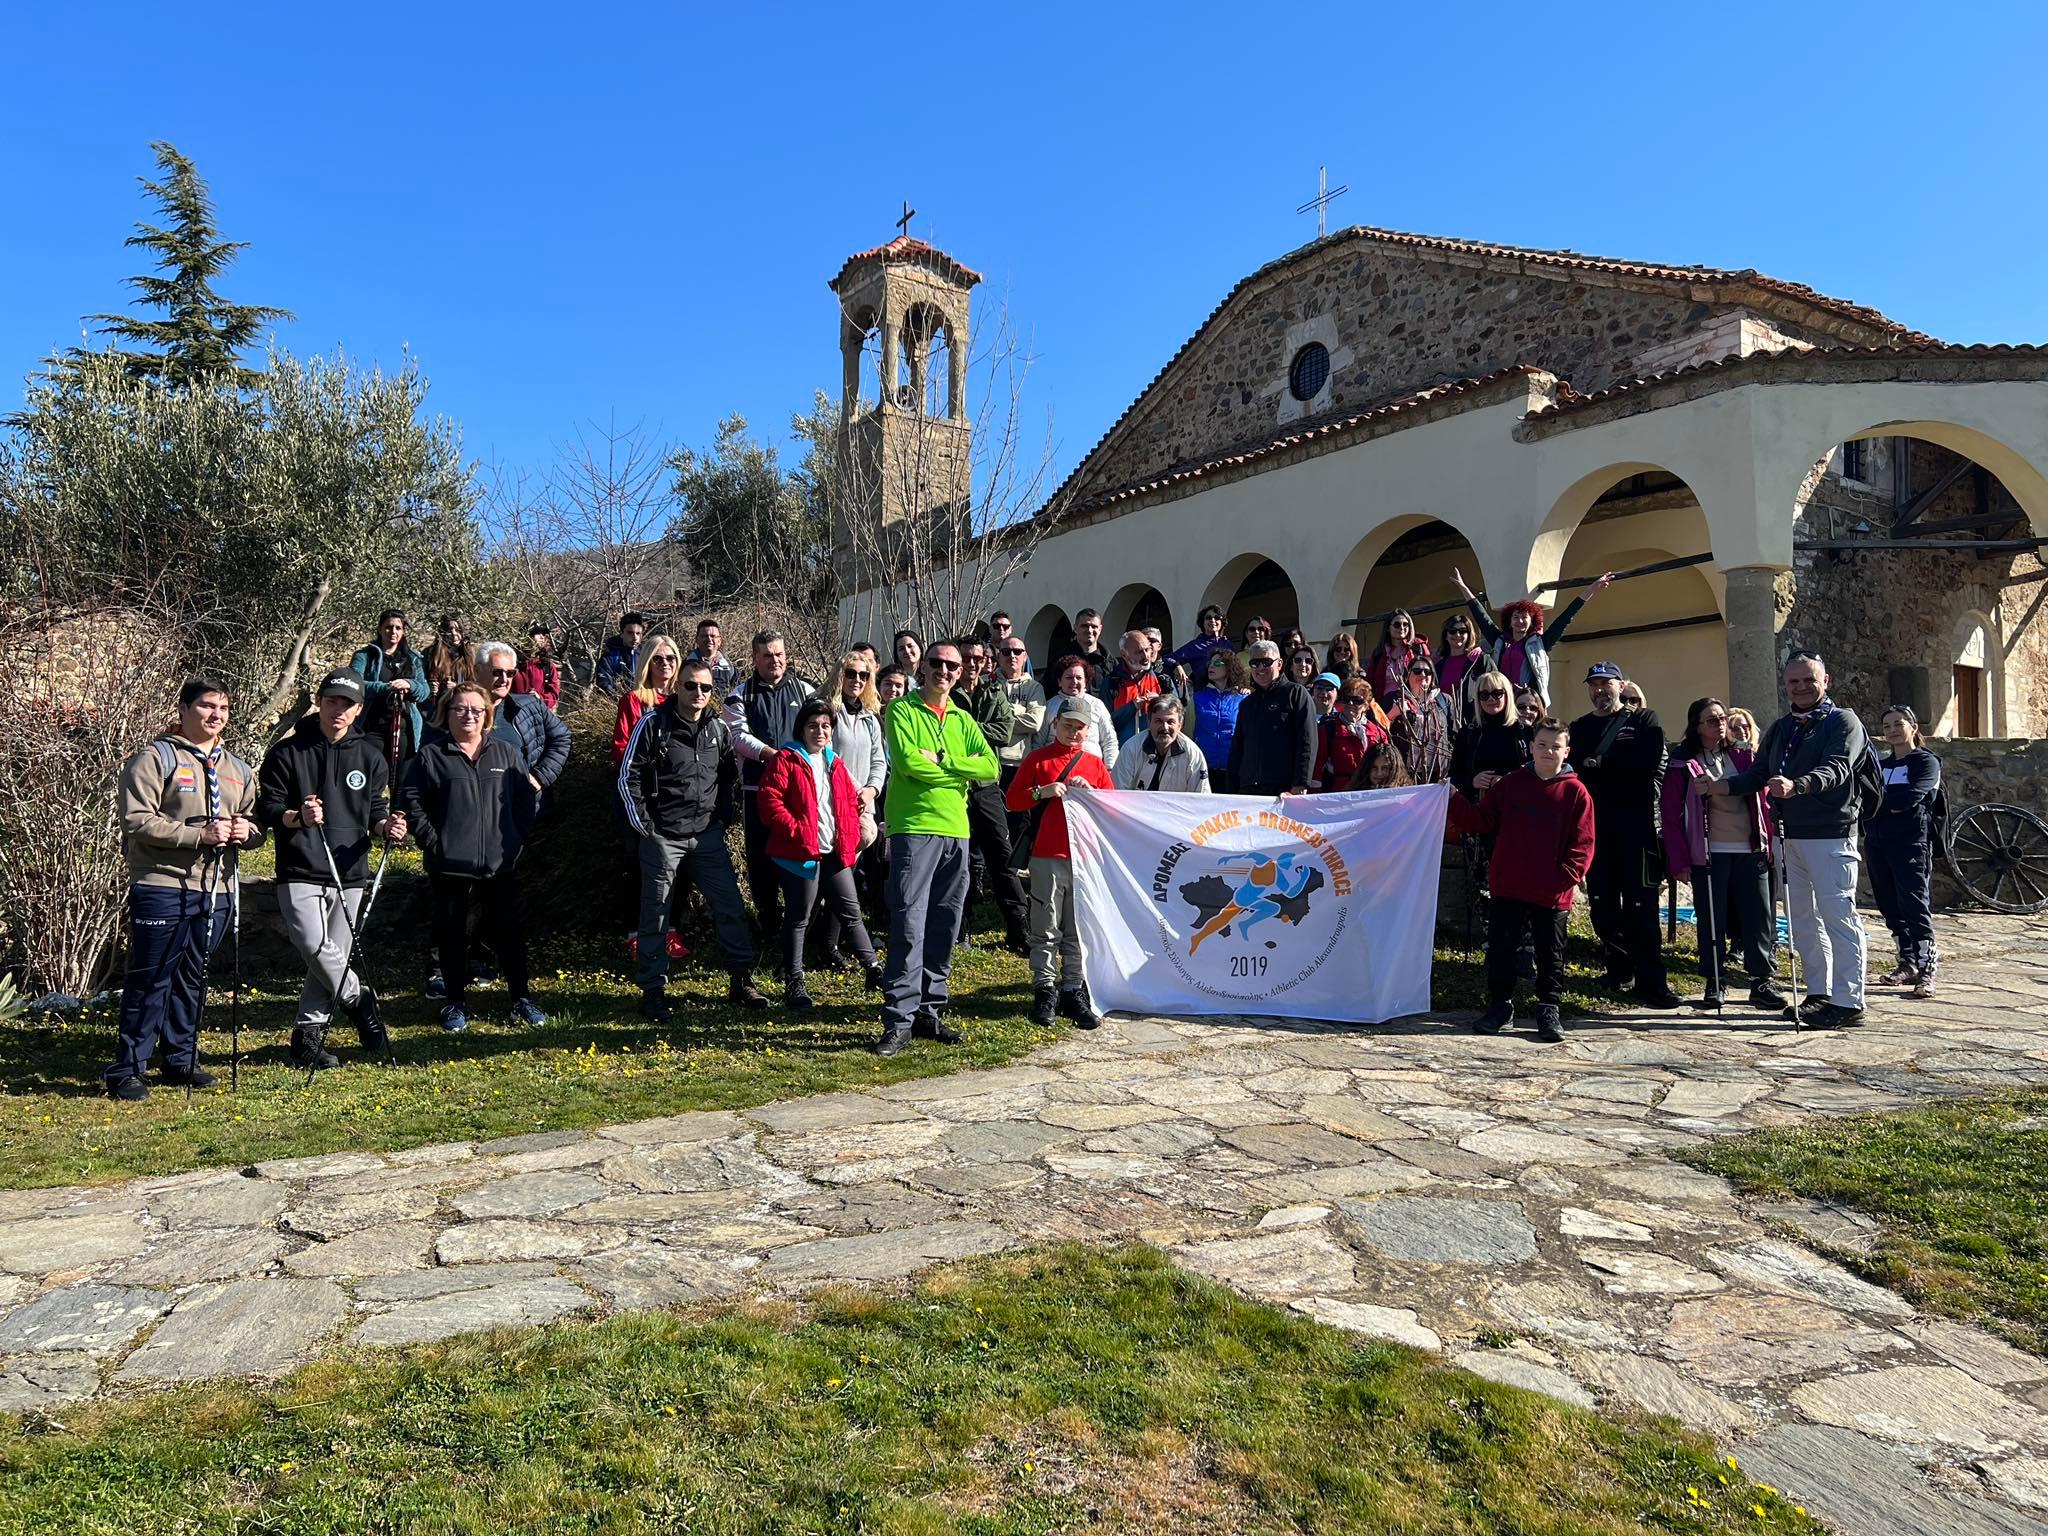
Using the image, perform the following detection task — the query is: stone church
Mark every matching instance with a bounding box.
[833,226,2048,745]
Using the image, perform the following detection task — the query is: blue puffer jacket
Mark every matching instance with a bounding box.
[349,644,430,749]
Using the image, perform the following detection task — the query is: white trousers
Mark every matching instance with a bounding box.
[1783,836,1867,1009]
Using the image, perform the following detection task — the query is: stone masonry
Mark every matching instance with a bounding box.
[3,912,2046,1535]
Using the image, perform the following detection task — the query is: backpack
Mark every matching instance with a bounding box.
[1852,743,1886,835]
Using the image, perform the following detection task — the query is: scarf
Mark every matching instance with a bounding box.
[1777,697,1836,776]
[1398,687,1450,783]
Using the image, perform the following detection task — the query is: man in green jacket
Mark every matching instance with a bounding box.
[952,636,1029,953]
[877,640,999,1056]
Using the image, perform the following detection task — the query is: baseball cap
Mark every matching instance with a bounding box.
[1314,672,1343,690]
[1584,661,1625,682]
[317,669,365,704]
[1048,698,1090,727]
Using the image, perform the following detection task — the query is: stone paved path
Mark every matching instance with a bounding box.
[5,912,2048,1534]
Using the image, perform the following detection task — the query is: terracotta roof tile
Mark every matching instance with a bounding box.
[829,236,983,292]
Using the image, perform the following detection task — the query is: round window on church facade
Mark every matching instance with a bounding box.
[1289,342,1330,403]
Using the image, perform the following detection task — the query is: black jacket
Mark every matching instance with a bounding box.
[255,719,391,887]
[1727,704,1869,841]
[1569,706,1667,867]
[619,699,738,842]
[1229,679,1316,794]
[1451,719,1536,799]
[724,672,815,789]
[401,737,521,879]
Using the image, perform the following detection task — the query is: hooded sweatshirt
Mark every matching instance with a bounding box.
[1477,763,1596,910]
[255,717,392,886]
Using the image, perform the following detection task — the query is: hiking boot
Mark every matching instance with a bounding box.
[1534,1004,1565,1043]
[349,985,389,1053]
[1058,985,1102,1030]
[1003,923,1030,958]
[913,1007,961,1045]
[1473,1001,1514,1035]
[1748,982,1789,1011]
[510,997,548,1027]
[1030,987,1058,1028]
[424,970,447,1000]
[1689,990,1724,1011]
[874,1028,910,1058]
[160,1065,218,1089]
[1817,1002,1867,1029]
[1877,963,1917,986]
[1794,994,1831,1024]
[785,977,816,1011]
[639,988,672,1025]
[439,1004,468,1035]
[107,1075,147,1102]
[729,973,770,1011]
[1633,984,1685,1011]
[1910,975,1937,999]
[291,1026,341,1069]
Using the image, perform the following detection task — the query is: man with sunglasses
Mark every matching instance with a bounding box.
[950,638,1029,954]
[877,642,1000,1056]
[1229,639,1314,798]
[619,657,769,1019]
[478,639,572,839]
[993,636,1046,791]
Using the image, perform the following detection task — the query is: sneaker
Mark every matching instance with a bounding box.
[1877,963,1916,986]
[160,1065,218,1089]
[1795,994,1831,1023]
[1748,982,1790,1011]
[107,1075,148,1102]
[1818,1002,1867,1029]
[874,1028,910,1058]
[785,978,816,1011]
[1534,1004,1564,1043]
[1910,975,1936,999]
[913,1007,962,1045]
[1058,985,1102,1031]
[1030,987,1058,1028]
[1633,985,1685,1011]
[1689,991,1725,1011]
[639,989,672,1025]
[290,1027,340,1070]
[440,1004,468,1034]
[425,971,447,1000]
[510,997,548,1027]
[349,985,389,1053]
[1473,1002,1514,1035]
[729,974,769,1011]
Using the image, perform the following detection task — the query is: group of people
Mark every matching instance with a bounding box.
[103,574,1948,1095]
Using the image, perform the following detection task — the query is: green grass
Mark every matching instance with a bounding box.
[0,1245,1818,1535]
[1691,1088,2048,1355]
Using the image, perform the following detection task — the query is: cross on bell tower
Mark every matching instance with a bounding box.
[827,226,983,559]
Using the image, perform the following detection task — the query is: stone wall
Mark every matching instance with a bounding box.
[1078,246,1834,499]
[1786,444,2048,738]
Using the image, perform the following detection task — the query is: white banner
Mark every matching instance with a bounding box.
[1065,784,1449,1024]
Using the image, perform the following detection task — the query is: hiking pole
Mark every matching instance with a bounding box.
[229,843,242,1091]
[315,824,395,1081]
[1772,832,1803,1026]
[181,816,229,1104]
[1698,867,1723,1021]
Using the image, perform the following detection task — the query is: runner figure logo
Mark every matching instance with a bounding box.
[1148,807,1353,1003]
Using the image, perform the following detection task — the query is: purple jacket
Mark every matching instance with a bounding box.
[1660,747,1771,877]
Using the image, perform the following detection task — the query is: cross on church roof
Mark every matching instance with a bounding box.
[896,200,917,240]
[1295,166,1349,239]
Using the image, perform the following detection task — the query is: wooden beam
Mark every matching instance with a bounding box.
[1889,456,1976,535]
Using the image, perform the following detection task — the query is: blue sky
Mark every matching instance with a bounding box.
[5,2,2044,496]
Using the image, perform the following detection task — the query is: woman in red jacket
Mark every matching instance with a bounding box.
[611,635,681,765]
[758,697,880,1007]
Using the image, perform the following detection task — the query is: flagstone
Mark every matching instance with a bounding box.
[1340,1196,1537,1264]
[1174,1228,1358,1298]
[1789,1365,2045,1456]
[106,1227,287,1286]
[353,1276,593,1347]
[1576,1247,1724,1296]
[1662,1292,1909,1384]
[0,1208,147,1274]
[1703,1239,1914,1317]
[1291,1295,1440,1350]
[115,1278,346,1382]
[0,1284,168,1355]
[1452,1347,1595,1408]
[284,1221,438,1277]
[145,1173,288,1229]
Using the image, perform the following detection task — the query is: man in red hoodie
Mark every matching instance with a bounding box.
[1475,718,1595,1042]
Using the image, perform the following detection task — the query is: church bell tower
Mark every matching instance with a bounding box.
[828,227,981,570]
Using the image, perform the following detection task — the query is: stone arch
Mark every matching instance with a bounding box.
[1948,609,2004,738]
[1331,515,1488,658]
[899,301,958,418]
[1526,461,1688,595]
[1102,582,1173,652]
[1024,603,1073,670]
[1787,419,2048,539]
[1202,553,1302,639]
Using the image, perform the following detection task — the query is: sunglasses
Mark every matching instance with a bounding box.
[1701,712,1728,724]
[843,667,871,679]
[1478,689,1507,700]
[677,681,714,694]
[486,668,517,681]
[1407,665,1433,676]
[1003,646,1026,655]
[1250,658,1280,668]
[928,659,962,673]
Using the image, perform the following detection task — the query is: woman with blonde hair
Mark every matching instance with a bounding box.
[610,633,683,765]
[1725,706,1759,751]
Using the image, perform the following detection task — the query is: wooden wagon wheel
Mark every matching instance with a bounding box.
[1944,802,2048,915]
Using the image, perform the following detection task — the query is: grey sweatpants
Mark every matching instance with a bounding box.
[1027,856,1084,991]
[638,830,757,990]
[278,881,364,1031]
[880,833,970,1037]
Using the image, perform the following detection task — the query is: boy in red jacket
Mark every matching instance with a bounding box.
[1475,718,1595,1042]
[1006,702,1115,1029]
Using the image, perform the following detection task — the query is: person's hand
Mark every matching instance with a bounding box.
[228,815,258,845]
[389,678,412,696]
[1589,570,1618,595]
[920,749,940,764]
[380,813,408,842]
[527,773,543,793]
[301,794,325,828]
[1766,775,1795,799]
[859,787,877,809]
[1699,778,1728,797]
[198,818,231,846]
[1042,782,1067,801]
[1474,771,1499,791]
[1450,567,1474,599]
[1286,785,1309,797]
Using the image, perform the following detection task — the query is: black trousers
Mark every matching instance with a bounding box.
[958,781,1028,940]
[1587,851,1667,989]
[1692,853,1771,992]
[742,792,783,935]
[1487,899,1567,1006]
[429,868,528,1008]
[1868,836,1937,974]
[778,854,877,979]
